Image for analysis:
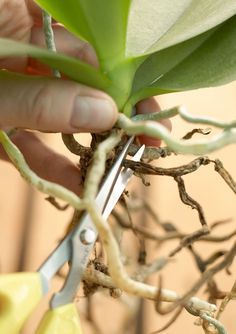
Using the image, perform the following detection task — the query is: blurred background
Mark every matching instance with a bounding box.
[1,82,236,333]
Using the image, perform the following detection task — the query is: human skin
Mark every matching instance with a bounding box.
[0,0,171,194]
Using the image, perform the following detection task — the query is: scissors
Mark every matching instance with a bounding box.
[0,136,145,334]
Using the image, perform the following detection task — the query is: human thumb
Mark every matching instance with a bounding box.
[0,73,118,133]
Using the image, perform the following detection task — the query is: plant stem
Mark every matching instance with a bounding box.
[42,11,61,78]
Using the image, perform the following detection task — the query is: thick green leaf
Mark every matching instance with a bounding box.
[127,0,236,56]
[130,16,236,103]
[132,28,217,93]
[35,0,131,69]
[0,38,110,91]
[153,16,236,90]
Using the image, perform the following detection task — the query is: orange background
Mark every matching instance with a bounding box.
[1,82,236,333]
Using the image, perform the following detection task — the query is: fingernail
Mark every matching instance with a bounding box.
[71,96,117,131]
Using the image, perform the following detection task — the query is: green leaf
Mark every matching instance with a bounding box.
[132,28,216,94]
[0,38,110,91]
[127,0,236,56]
[130,16,236,103]
[35,0,131,69]
[153,16,236,90]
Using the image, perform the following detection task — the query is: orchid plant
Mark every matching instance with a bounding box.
[0,2,236,149]
[1,1,236,154]
[0,1,236,333]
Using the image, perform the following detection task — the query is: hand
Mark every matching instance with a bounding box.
[0,0,171,194]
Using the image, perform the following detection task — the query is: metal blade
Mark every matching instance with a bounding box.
[102,145,145,218]
[95,136,134,213]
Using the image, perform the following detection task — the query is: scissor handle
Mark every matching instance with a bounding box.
[36,303,83,334]
[0,272,42,334]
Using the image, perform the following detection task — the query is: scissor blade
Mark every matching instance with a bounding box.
[95,135,134,213]
[102,145,145,218]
